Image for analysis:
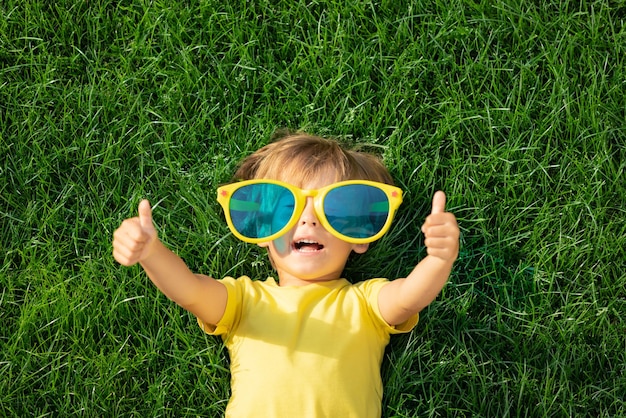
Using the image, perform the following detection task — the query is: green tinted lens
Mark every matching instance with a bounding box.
[324,185,390,238]
[229,183,295,239]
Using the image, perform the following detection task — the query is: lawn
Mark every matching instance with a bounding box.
[1,1,625,416]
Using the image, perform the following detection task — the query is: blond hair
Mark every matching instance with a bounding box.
[233,130,394,186]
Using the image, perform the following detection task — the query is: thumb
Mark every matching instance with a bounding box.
[138,199,154,230]
[431,191,446,214]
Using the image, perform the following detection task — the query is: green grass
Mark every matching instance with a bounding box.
[1,0,625,416]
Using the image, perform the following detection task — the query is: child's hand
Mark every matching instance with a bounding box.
[113,200,158,266]
[421,191,459,262]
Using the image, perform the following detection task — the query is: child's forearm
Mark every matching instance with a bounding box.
[139,240,227,324]
[378,255,454,326]
[139,240,198,304]
[397,255,453,313]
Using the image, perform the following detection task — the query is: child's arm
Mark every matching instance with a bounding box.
[112,200,227,326]
[378,191,459,326]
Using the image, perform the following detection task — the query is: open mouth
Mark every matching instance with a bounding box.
[293,239,324,252]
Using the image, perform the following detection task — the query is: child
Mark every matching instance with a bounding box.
[112,131,459,417]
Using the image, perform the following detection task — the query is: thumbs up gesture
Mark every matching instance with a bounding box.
[421,191,460,262]
[113,200,158,266]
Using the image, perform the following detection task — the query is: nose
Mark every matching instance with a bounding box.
[299,197,318,226]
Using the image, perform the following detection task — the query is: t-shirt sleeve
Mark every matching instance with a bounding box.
[357,278,419,334]
[197,276,242,337]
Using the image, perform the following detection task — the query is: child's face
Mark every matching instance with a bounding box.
[258,176,369,287]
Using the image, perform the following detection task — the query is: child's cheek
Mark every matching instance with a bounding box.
[271,235,291,255]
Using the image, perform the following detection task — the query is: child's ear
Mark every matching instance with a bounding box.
[257,241,270,248]
[352,243,369,254]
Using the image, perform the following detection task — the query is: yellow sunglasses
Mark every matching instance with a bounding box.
[217,179,403,244]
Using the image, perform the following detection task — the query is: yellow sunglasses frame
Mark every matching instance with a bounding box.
[217,179,403,244]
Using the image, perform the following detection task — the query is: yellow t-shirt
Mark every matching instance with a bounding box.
[198,276,418,418]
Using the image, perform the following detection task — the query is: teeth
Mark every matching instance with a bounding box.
[294,239,323,251]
